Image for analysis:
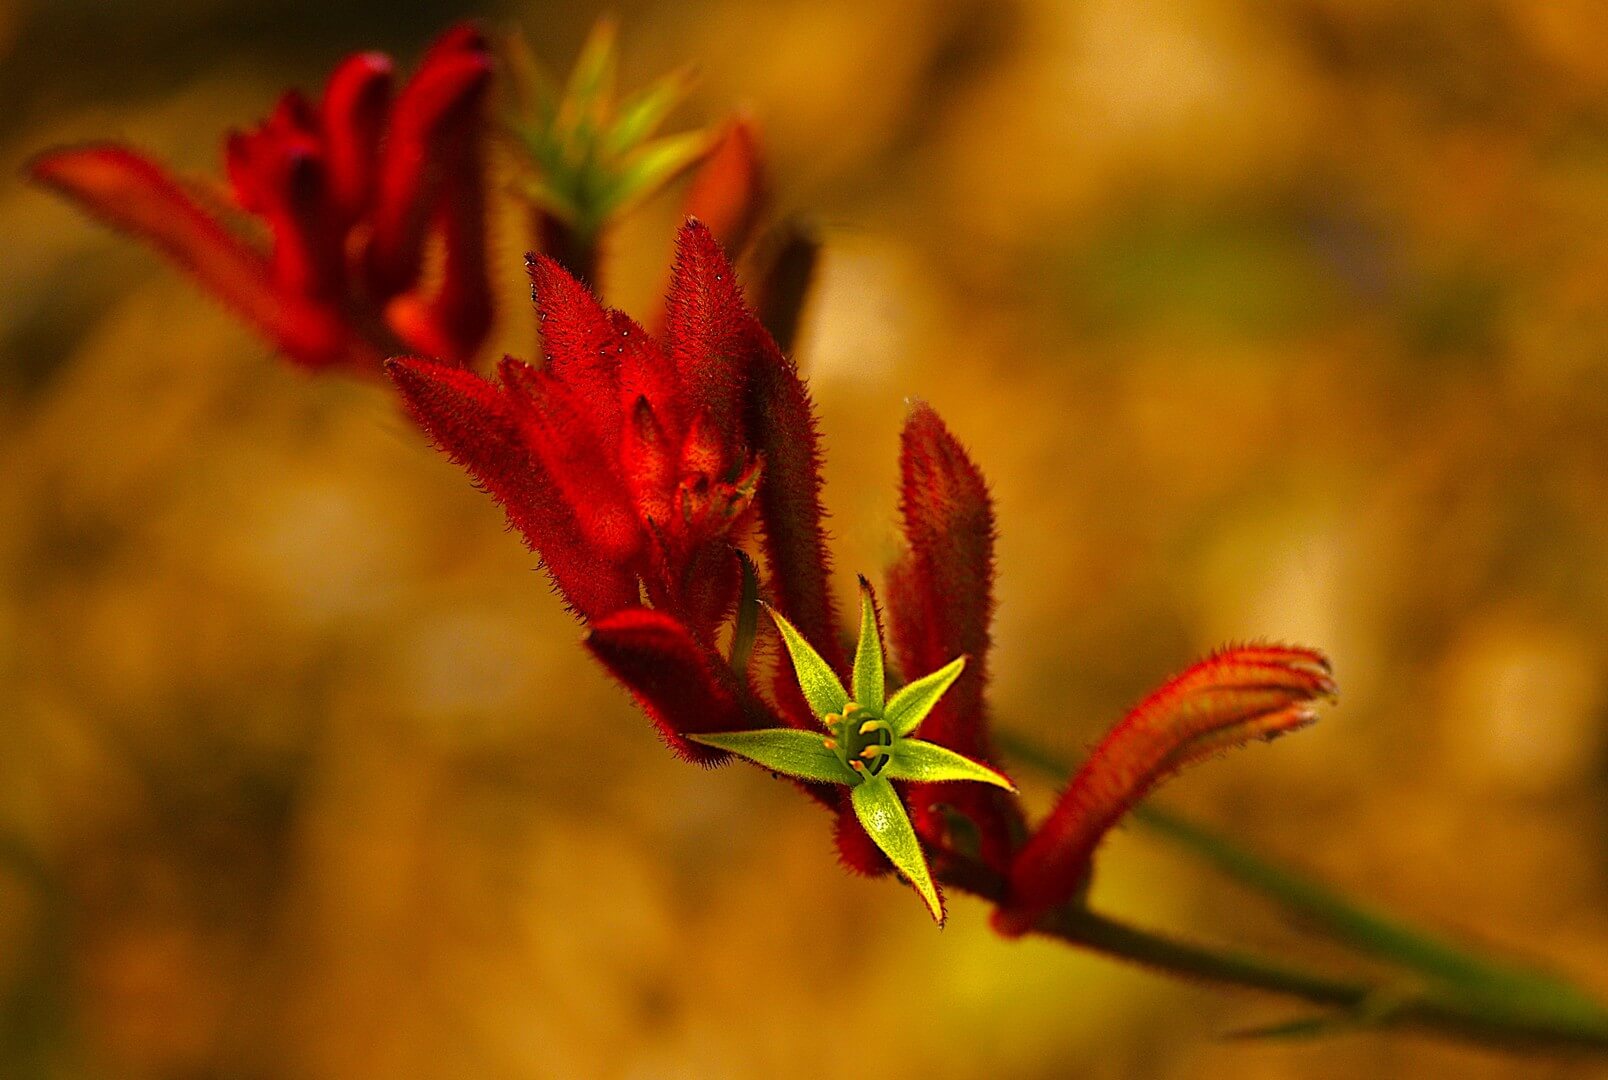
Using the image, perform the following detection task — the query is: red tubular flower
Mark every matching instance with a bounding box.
[391,219,836,753]
[380,205,1334,927]
[996,645,1337,935]
[681,116,768,259]
[883,404,1022,875]
[28,24,493,371]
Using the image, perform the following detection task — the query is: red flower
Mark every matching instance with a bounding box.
[389,212,1335,928]
[883,404,1024,877]
[681,116,767,262]
[996,644,1336,934]
[390,219,837,759]
[28,24,493,371]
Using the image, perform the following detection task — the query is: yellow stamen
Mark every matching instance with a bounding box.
[822,738,837,751]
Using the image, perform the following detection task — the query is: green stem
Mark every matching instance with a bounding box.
[980,729,1608,1054]
[939,856,1364,1010]
[1038,907,1608,1053]
[1129,803,1605,1009]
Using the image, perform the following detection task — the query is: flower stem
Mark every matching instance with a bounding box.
[967,729,1608,1054]
[1037,907,1608,1052]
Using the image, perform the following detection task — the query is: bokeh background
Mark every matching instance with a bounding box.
[5,0,1608,1076]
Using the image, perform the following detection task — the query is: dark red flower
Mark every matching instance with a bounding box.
[883,404,1024,877]
[29,24,493,371]
[388,212,1333,930]
[996,644,1336,934]
[390,219,837,754]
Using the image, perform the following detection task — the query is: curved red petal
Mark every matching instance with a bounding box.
[321,51,394,225]
[28,144,356,368]
[365,40,490,297]
[585,608,755,764]
[387,357,637,620]
[999,644,1334,934]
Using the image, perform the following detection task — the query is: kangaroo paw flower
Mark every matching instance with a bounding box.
[997,644,1336,935]
[692,580,1013,924]
[30,24,493,371]
[886,403,1023,873]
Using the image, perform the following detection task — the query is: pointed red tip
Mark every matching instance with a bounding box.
[887,403,996,759]
[682,116,768,257]
[527,253,619,382]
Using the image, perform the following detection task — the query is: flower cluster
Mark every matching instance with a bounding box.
[393,220,1335,924]
[391,220,834,747]
[28,20,1333,929]
[30,24,494,371]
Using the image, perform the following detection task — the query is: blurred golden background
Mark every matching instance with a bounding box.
[4,0,1608,1076]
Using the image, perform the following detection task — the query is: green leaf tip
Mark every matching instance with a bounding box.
[852,576,885,711]
[503,16,717,239]
[883,739,1016,791]
[885,655,966,736]
[851,777,944,924]
[765,602,848,721]
[688,729,856,784]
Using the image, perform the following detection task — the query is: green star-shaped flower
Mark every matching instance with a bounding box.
[692,578,1015,923]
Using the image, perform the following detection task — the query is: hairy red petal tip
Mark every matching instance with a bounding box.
[386,357,637,621]
[24,144,362,366]
[526,253,623,429]
[665,218,751,435]
[889,402,997,759]
[999,645,1335,935]
[586,609,755,765]
[682,116,767,257]
[744,322,840,666]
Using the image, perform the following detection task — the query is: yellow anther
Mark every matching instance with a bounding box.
[857,719,885,736]
[859,745,887,760]
[824,713,842,726]
[850,760,866,772]
[843,702,861,716]
[822,738,838,751]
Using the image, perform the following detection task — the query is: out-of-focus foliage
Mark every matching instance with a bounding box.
[504,18,709,255]
[2,0,1607,1077]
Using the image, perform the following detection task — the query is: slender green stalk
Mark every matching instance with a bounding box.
[981,729,1608,1054]
[1038,907,1608,1052]
[1130,803,1608,1016]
